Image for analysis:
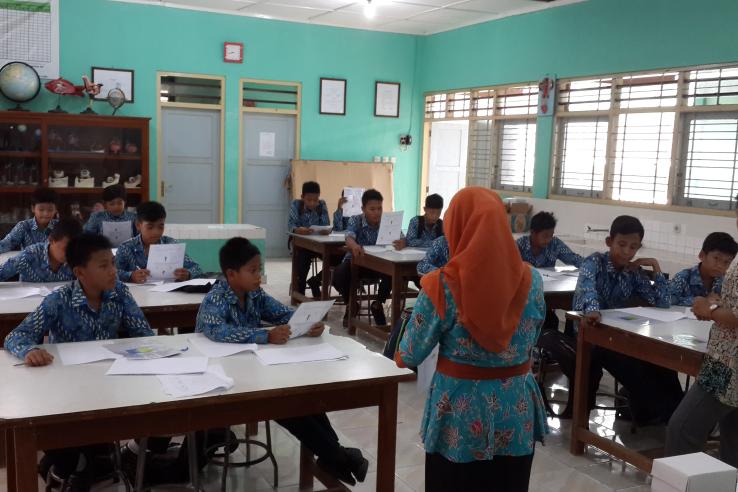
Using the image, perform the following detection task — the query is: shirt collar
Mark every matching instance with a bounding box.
[361,214,379,230]
[70,280,118,308]
[689,264,705,286]
[30,217,40,231]
[604,252,620,275]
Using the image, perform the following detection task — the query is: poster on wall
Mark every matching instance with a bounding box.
[0,0,60,79]
[374,81,400,118]
[92,67,135,102]
[319,77,346,115]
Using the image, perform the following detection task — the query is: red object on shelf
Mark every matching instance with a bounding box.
[44,78,85,97]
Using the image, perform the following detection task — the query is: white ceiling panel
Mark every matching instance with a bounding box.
[378,18,448,34]
[341,1,434,17]
[409,7,488,23]
[166,0,252,10]
[238,3,331,19]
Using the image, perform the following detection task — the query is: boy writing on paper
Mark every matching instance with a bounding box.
[331,189,392,326]
[0,187,59,253]
[393,193,444,250]
[4,233,154,490]
[516,212,583,268]
[115,201,202,283]
[289,181,330,298]
[195,237,369,486]
[84,184,137,244]
[0,218,82,282]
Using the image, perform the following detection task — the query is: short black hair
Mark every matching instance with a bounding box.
[31,187,57,206]
[49,218,83,242]
[102,184,127,202]
[702,232,738,257]
[530,212,557,232]
[219,237,260,275]
[609,215,644,239]
[66,233,112,269]
[302,181,320,195]
[362,189,383,207]
[136,201,166,222]
[425,193,443,209]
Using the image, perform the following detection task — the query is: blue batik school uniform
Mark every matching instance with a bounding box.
[115,234,202,282]
[343,215,379,261]
[195,280,292,343]
[417,236,449,275]
[516,235,583,268]
[405,216,443,248]
[0,241,74,282]
[4,280,154,359]
[668,264,724,307]
[0,217,58,253]
[332,209,352,232]
[288,199,329,232]
[84,210,137,239]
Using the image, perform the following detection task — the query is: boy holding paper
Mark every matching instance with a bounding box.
[4,233,154,490]
[195,237,369,486]
[393,193,444,250]
[115,201,202,283]
[332,187,364,232]
[84,184,137,245]
[289,181,331,298]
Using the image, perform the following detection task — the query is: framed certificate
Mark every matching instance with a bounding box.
[91,67,135,102]
[374,81,400,118]
[320,77,346,115]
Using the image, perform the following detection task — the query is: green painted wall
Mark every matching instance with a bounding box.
[9,0,421,222]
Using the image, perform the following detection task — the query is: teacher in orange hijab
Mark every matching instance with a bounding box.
[397,187,548,492]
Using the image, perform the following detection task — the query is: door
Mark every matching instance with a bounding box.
[427,120,469,212]
[242,113,295,257]
[160,108,221,223]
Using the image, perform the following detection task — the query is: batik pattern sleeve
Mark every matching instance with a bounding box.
[573,255,604,313]
[635,271,670,308]
[118,284,155,337]
[668,269,694,306]
[553,237,583,268]
[0,221,26,253]
[398,289,449,367]
[4,296,60,359]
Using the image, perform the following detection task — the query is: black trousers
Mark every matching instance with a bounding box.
[425,452,534,492]
[277,413,342,463]
[44,444,110,479]
[294,249,320,295]
[332,260,391,304]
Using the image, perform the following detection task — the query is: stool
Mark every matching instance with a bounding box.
[45,442,131,492]
[134,432,202,492]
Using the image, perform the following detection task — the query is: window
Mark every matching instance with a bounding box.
[555,117,608,197]
[495,120,536,191]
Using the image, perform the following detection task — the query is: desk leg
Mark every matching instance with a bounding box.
[321,248,332,300]
[348,261,359,336]
[571,324,592,456]
[376,383,398,492]
[390,270,403,329]
[5,429,15,490]
[290,243,300,306]
[299,444,314,490]
[13,427,37,490]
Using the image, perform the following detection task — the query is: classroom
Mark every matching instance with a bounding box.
[1,0,738,490]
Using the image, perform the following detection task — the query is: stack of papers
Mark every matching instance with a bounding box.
[615,307,689,323]
[288,300,335,338]
[106,356,209,375]
[310,225,332,233]
[397,248,427,256]
[158,364,234,398]
[0,286,53,301]
[364,245,389,254]
[189,334,258,358]
[104,339,184,360]
[255,343,348,365]
[149,278,215,292]
[56,341,122,366]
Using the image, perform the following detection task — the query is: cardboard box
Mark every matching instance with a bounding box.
[651,453,737,492]
[508,202,532,215]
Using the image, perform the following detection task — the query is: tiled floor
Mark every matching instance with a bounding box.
[1,258,661,491]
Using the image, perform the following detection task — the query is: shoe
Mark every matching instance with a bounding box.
[370,301,387,326]
[307,275,322,298]
[344,447,368,483]
[60,472,92,492]
[317,456,356,486]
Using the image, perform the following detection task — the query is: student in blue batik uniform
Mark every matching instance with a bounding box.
[83,184,137,245]
[195,237,369,486]
[573,215,683,424]
[332,192,353,232]
[5,233,154,490]
[289,181,331,298]
[417,235,449,276]
[0,218,82,282]
[115,201,202,283]
[393,193,444,250]
[516,212,583,268]
[669,232,737,307]
[0,187,59,253]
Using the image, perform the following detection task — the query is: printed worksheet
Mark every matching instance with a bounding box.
[102,221,132,247]
[288,300,335,338]
[376,211,404,245]
[146,243,186,280]
[341,187,365,217]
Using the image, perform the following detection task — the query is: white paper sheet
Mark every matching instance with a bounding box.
[146,243,186,280]
[376,211,404,245]
[684,307,698,320]
[535,268,565,280]
[397,247,427,255]
[310,225,333,233]
[417,344,439,394]
[104,339,183,360]
[148,278,214,292]
[258,132,276,157]
[328,232,346,238]
[124,280,164,288]
[341,187,364,217]
[56,341,122,366]
[0,286,51,301]
[288,300,335,338]
[255,343,348,365]
[188,333,258,358]
[106,356,209,375]
[102,221,133,247]
[158,364,234,398]
[615,307,688,323]
[364,245,389,254]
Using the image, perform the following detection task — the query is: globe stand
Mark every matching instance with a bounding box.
[48,95,67,113]
[80,95,96,115]
[7,104,28,112]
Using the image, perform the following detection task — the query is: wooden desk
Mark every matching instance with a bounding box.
[288,233,346,305]
[348,249,424,340]
[566,308,708,472]
[1,332,413,491]
[538,269,578,310]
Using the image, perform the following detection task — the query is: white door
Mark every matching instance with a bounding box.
[160,108,221,223]
[242,113,296,258]
[427,120,469,211]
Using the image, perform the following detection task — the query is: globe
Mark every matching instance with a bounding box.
[107,87,126,115]
[0,62,41,103]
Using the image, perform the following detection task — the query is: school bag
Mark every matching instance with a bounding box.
[382,307,416,372]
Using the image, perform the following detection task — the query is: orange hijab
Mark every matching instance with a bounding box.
[420,187,532,353]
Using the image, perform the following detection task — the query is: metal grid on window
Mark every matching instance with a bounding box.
[496,85,538,116]
[557,78,612,112]
[466,119,494,187]
[686,67,738,107]
[617,73,678,109]
[424,93,447,119]
[554,117,608,198]
[494,120,537,191]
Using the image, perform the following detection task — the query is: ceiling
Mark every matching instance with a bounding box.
[115,0,587,35]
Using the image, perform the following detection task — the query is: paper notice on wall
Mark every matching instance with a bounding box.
[259,132,276,157]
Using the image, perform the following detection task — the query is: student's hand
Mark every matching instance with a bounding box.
[692,296,714,321]
[295,227,312,235]
[707,292,721,304]
[580,311,601,329]
[306,322,325,337]
[130,269,151,284]
[349,243,365,258]
[319,229,331,236]
[268,325,291,344]
[174,268,191,282]
[393,238,407,250]
[629,258,662,274]
[24,348,54,367]
[337,197,347,210]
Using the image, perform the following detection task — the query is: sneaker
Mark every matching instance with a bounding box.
[317,456,356,486]
[344,447,368,483]
[370,301,387,326]
[60,473,91,492]
[307,275,322,298]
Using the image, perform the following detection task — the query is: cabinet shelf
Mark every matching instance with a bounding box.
[0,151,41,158]
[48,151,142,161]
[50,187,143,194]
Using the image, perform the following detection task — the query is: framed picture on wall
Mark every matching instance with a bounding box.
[374,81,400,118]
[319,77,346,115]
[91,67,135,102]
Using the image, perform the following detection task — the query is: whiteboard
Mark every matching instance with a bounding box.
[0,0,59,79]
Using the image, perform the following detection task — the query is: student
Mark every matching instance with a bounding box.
[83,184,137,242]
[115,201,202,283]
[417,235,449,276]
[573,215,683,423]
[4,233,155,490]
[289,181,330,297]
[669,232,737,307]
[332,189,390,326]
[0,218,82,282]
[516,211,582,268]
[394,193,444,250]
[195,237,369,485]
[0,187,58,253]
[332,192,351,232]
